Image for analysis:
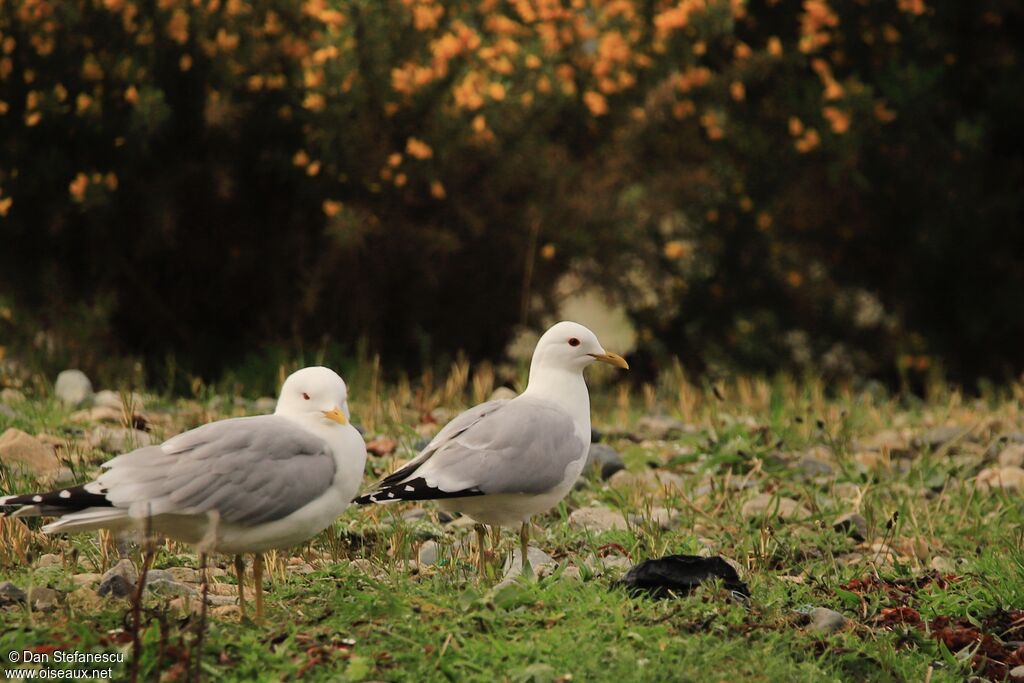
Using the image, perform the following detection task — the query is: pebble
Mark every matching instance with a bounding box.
[94,390,145,411]
[913,426,966,451]
[98,574,135,598]
[55,369,94,407]
[628,507,678,530]
[498,546,555,586]
[741,494,811,522]
[797,455,834,477]
[0,580,27,605]
[832,512,868,541]
[0,388,26,403]
[146,578,197,598]
[561,566,583,581]
[37,553,63,568]
[1008,665,1024,679]
[98,558,138,597]
[72,573,102,588]
[584,443,625,480]
[28,586,59,611]
[167,567,200,583]
[998,444,1024,468]
[635,415,689,440]
[0,428,60,477]
[89,426,154,453]
[67,586,102,610]
[568,506,628,533]
[418,540,439,566]
[975,466,1024,491]
[607,468,685,494]
[807,607,848,635]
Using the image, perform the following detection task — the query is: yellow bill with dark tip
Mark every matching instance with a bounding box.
[323,407,348,425]
[589,351,630,369]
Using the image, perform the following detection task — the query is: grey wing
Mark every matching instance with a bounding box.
[358,399,584,503]
[376,399,509,488]
[97,415,336,525]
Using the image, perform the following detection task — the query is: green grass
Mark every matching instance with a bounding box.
[2,372,1023,681]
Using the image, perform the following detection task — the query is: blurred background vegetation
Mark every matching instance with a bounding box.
[1,0,1022,392]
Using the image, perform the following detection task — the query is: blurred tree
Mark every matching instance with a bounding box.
[0,0,1021,385]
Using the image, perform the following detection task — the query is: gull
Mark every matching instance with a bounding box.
[1,366,366,620]
[355,321,628,576]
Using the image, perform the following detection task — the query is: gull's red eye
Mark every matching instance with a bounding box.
[302,392,310,400]
[568,338,580,347]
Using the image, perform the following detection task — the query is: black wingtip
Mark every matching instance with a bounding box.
[0,485,111,515]
[355,478,484,505]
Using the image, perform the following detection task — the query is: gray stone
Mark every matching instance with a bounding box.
[0,388,26,403]
[102,558,138,585]
[0,580,26,605]
[561,566,583,581]
[741,494,811,521]
[27,586,59,611]
[832,512,868,541]
[997,444,1024,468]
[98,574,135,598]
[401,508,429,522]
[55,370,94,408]
[585,443,625,480]
[418,540,439,566]
[913,426,966,451]
[0,428,60,477]
[167,567,200,583]
[89,426,154,453]
[94,390,145,411]
[0,404,14,419]
[146,578,197,598]
[629,507,678,530]
[497,546,555,586]
[37,553,62,568]
[71,573,102,588]
[636,415,688,440]
[568,506,628,533]
[807,607,848,635]
[1008,665,1024,679]
[798,455,834,477]
[143,569,174,583]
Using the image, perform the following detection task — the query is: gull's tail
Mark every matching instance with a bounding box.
[0,484,125,532]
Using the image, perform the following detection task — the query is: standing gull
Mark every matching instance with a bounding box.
[0,366,366,619]
[355,321,628,576]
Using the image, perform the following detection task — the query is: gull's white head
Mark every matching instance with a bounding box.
[529,321,630,375]
[274,366,351,427]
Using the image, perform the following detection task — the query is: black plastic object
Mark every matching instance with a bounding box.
[620,554,750,599]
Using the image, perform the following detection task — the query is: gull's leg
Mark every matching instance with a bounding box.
[233,555,246,621]
[520,521,533,578]
[474,523,487,578]
[253,553,265,622]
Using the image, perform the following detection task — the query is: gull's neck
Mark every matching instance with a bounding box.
[521,363,592,436]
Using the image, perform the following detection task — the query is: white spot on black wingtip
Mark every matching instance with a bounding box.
[59,490,71,499]
[32,495,43,502]
[404,485,414,492]
[387,492,395,498]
